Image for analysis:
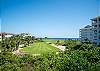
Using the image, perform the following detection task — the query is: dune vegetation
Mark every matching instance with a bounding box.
[0,35,100,71]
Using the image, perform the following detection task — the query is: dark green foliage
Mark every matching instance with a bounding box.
[0,50,34,71]
[0,39,100,71]
[0,50,18,71]
[1,35,34,51]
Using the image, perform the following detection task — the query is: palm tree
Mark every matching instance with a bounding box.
[24,36,32,46]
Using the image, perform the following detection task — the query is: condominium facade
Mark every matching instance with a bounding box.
[80,16,100,46]
[91,16,100,45]
[79,25,93,42]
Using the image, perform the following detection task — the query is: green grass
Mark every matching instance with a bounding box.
[21,42,60,55]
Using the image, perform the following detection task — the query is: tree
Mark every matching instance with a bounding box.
[45,37,47,39]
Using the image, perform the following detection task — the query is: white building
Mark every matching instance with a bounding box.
[20,33,32,37]
[5,34,13,38]
[0,36,1,41]
[91,16,100,46]
[0,32,14,41]
[80,16,100,46]
[79,25,93,43]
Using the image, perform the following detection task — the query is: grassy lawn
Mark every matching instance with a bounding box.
[21,42,60,55]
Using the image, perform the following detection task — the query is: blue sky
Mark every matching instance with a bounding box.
[1,0,99,38]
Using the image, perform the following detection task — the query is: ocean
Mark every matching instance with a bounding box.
[44,38,80,40]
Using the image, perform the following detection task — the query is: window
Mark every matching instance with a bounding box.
[93,42,97,45]
[99,24,100,27]
[99,19,100,21]
[94,30,97,33]
[99,36,100,39]
[94,33,97,35]
[98,43,100,46]
[94,25,97,27]
[94,36,97,38]
[92,20,97,23]
[90,34,92,36]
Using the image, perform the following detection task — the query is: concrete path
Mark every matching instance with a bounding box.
[51,44,65,51]
[12,48,24,55]
[46,42,66,51]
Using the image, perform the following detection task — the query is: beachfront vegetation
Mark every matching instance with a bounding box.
[0,36,100,71]
[1,35,33,51]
